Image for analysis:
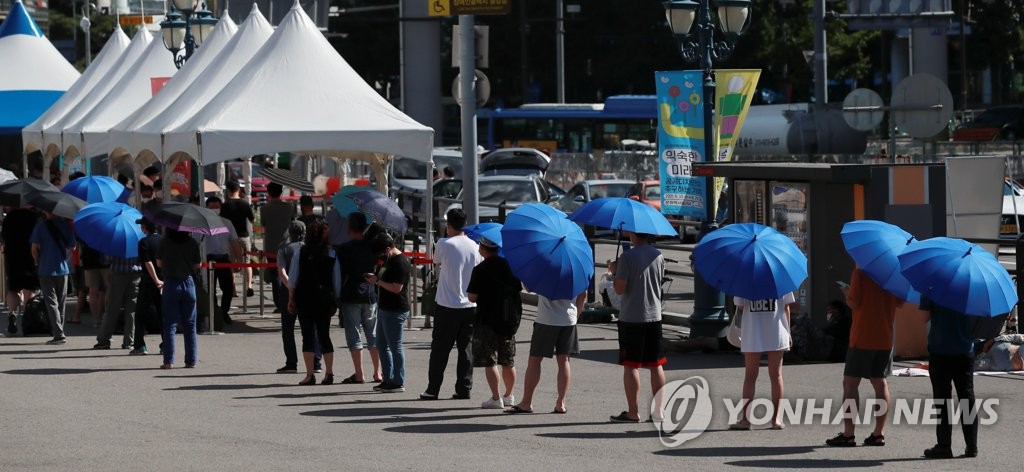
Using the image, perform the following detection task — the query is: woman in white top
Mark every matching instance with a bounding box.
[731,292,796,430]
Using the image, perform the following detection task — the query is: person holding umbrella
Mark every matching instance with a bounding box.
[157,229,203,369]
[610,231,666,423]
[919,297,978,459]
[29,209,74,345]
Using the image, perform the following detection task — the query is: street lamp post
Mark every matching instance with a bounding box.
[160,0,217,69]
[663,0,751,338]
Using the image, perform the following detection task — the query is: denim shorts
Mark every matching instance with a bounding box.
[340,303,377,351]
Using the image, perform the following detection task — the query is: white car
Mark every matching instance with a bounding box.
[1001,179,1024,237]
[444,175,553,231]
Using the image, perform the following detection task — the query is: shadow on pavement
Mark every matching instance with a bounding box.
[575,349,743,371]
[303,405,479,418]
[1,367,155,375]
[0,349,96,355]
[722,457,930,468]
[165,383,295,391]
[653,445,819,457]
[12,355,126,360]
[236,390,389,400]
[277,398,423,407]
[537,429,662,440]
[383,421,602,434]
[154,373,276,379]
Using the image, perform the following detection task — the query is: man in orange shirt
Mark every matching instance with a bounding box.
[826,266,903,448]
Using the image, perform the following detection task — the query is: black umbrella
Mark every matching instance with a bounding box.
[0,179,58,207]
[144,202,229,235]
[25,190,87,219]
[258,167,316,194]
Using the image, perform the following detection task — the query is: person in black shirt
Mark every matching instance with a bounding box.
[219,180,255,297]
[467,238,523,409]
[3,207,41,324]
[336,213,382,383]
[131,219,163,355]
[365,233,412,393]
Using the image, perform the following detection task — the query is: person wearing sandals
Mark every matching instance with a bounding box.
[156,229,202,368]
[506,289,584,415]
[288,219,342,386]
[365,233,411,393]
[609,231,666,423]
[730,292,797,430]
[336,213,383,385]
[826,267,903,447]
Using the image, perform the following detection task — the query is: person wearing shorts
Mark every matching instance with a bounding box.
[505,290,585,415]
[610,231,666,423]
[80,243,109,328]
[827,267,903,447]
[336,213,381,384]
[467,237,522,409]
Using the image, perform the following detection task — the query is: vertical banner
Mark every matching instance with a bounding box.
[712,69,760,217]
[656,70,708,219]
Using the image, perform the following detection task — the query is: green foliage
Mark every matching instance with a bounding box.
[967,0,1024,70]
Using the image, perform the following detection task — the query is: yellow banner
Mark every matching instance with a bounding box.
[712,69,760,217]
[428,0,511,17]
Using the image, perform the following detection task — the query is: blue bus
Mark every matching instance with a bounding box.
[476,95,659,154]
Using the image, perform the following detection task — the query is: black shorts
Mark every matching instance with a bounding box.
[617,320,666,368]
[472,324,516,367]
[844,348,892,379]
[529,322,579,358]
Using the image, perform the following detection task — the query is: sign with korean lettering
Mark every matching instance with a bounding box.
[428,0,511,17]
[655,70,708,219]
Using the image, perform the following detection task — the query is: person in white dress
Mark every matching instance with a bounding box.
[730,292,797,430]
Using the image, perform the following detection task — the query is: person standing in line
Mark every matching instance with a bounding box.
[336,212,382,384]
[506,289,585,415]
[275,221,322,374]
[79,241,109,328]
[296,195,322,228]
[205,197,243,327]
[93,252,142,350]
[260,183,296,316]
[30,211,75,345]
[288,219,341,385]
[131,219,163,355]
[920,297,978,459]
[610,231,666,423]
[157,229,202,369]
[2,206,41,330]
[730,292,797,430]
[467,237,523,409]
[421,208,482,400]
[826,266,903,447]
[365,233,412,393]
[218,180,256,298]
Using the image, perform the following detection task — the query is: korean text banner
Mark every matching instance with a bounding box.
[656,70,707,219]
[713,69,760,217]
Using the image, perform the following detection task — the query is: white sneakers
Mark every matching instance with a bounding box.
[503,394,515,407]
[481,398,504,409]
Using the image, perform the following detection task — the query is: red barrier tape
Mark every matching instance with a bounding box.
[403,251,427,258]
[206,262,278,270]
[411,257,433,265]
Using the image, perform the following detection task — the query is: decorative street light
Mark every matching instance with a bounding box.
[160,0,217,69]
[662,0,751,337]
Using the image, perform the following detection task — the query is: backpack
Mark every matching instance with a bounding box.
[490,291,523,337]
[21,295,51,336]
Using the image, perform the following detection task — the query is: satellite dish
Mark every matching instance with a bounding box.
[890,74,954,139]
[842,88,885,131]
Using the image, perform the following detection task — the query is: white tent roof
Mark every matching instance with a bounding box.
[44,28,152,159]
[110,5,267,166]
[64,26,183,160]
[22,28,130,158]
[107,13,239,166]
[163,2,433,166]
[0,0,80,135]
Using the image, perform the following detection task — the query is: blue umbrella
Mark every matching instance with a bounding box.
[463,222,504,257]
[898,237,1016,317]
[693,223,808,300]
[331,185,373,223]
[841,220,920,304]
[62,176,130,204]
[568,197,678,236]
[346,189,406,234]
[500,203,594,300]
[73,202,144,258]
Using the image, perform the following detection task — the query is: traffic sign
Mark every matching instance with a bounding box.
[428,0,511,17]
[842,88,885,131]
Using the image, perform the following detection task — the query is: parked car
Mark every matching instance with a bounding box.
[953,105,1024,141]
[549,179,636,214]
[1001,178,1024,237]
[480,147,550,177]
[443,175,553,232]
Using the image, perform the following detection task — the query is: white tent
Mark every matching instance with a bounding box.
[43,28,152,160]
[21,27,130,160]
[0,0,79,136]
[162,2,433,175]
[62,27,182,163]
[110,5,265,168]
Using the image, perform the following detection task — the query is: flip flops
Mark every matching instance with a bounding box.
[610,412,640,423]
[341,374,364,384]
[504,405,533,414]
[552,408,567,414]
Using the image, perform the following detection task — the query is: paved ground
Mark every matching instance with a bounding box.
[2,293,1021,471]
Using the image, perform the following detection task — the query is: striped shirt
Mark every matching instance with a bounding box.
[108,255,142,274]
